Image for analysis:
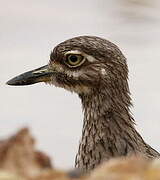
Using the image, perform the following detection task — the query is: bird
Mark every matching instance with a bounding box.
[7,36,160,172]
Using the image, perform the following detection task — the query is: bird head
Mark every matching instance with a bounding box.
[7,36,128,95]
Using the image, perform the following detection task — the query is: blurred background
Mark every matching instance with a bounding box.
[1,0,160,169]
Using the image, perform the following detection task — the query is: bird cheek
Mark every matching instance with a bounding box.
[73,85,91,94]
[45,75,57,86]
[49,62,64,74]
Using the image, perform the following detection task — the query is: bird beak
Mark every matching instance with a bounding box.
[7,65,54,86]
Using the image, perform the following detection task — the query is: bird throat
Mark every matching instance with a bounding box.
[75,87,153,172]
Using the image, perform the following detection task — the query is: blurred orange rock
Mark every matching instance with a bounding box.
[0,128,52,178]
[87,156,160,180]
[0,128,160,180]
[31,157,160,180]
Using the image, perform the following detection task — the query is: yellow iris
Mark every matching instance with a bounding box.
[65,54,85,67]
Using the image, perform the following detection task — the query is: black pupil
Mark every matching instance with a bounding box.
[69,55,78,62]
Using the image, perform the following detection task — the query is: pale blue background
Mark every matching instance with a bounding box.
[1,0,160,169]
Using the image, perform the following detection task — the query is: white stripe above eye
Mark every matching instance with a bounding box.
[65,50,81,55]
[65,50,96,62]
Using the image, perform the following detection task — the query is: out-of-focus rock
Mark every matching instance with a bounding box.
[0,128,160,180]
[0,171,24,180]
[31,167,85,180]
[87,156,160,180]
[32,169,77,180]
[0,128,52,178]
[31,157,160,180]
[30,169,86,180]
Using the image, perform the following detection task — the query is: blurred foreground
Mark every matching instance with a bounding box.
[0,128,160,180]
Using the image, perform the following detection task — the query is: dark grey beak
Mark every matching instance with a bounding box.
[7,65,53,86]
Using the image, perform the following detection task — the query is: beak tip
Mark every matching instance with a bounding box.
[6,81,10,85]
[6,78,19,86]
[6,79,12,85]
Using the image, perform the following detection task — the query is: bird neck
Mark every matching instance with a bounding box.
[76,86,146,171]
[80,85,136,139]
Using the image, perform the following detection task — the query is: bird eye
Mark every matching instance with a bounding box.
[65,54,85,67]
